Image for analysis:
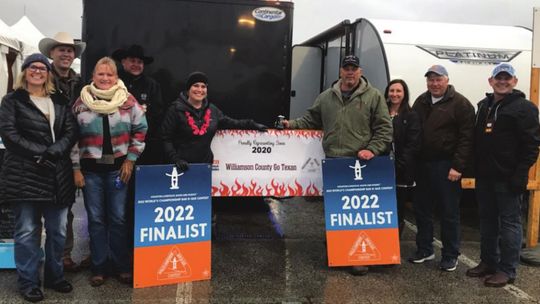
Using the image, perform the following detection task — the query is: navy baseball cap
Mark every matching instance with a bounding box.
[424,65,448,77]
[491,63,516,78]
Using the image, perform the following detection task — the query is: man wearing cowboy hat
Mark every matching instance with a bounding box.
[112,44,164,164]
[39,32,86,104]
[112,45,164,257]
[39,32,88,273]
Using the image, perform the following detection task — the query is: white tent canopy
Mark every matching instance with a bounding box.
[10,16,45,58]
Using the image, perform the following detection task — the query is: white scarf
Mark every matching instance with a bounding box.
[80,79,128,114]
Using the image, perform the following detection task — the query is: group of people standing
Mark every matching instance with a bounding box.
[0,31,539,302]
[284,55,540,287]
[0,31,266,302]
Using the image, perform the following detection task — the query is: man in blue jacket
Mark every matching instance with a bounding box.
[466,63,540,287]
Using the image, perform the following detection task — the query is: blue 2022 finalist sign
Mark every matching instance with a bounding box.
[322,156,400,266]
[133,164,211,288]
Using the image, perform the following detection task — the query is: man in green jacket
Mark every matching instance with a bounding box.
[283,55,393,275]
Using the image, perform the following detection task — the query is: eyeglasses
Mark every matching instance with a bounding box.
[27,65,48,73]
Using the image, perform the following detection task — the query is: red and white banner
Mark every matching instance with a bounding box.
[211,130,324,197]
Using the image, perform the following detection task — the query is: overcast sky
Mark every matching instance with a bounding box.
[1,0,540,44]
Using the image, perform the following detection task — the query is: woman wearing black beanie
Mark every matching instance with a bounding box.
[161,71,267,170]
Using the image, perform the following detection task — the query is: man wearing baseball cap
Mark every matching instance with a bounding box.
[466,63,540,287]
[39,32,88,273]
[282,54,393,276]
[409,65,475,272]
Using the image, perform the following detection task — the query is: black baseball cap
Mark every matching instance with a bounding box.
[341,55,360,68]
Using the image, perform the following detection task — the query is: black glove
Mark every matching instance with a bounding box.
[509,174,528,194]
[35,155,56,171]
[43,147,61,160]
[175,159,189,172]
[252,122,268,132]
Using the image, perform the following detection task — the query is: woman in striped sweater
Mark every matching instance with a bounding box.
[71,57,147,287]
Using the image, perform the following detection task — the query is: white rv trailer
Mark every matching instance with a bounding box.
[290,19,532,118]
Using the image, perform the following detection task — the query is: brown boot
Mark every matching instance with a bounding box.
[117,273,133,285]
[349,266,369,276]
[63,257,80,273]
[79,256,92,268]
[89,275,105,287]
[484,271,515,288]
[466,262,496,277]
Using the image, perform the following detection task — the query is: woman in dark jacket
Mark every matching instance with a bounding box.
[384,79,421,235]
[161,72,267,169]
[0,53,78,302]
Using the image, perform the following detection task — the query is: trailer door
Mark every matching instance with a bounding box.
[290,45,323,119]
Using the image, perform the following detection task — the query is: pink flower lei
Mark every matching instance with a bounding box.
[185,109,212,135]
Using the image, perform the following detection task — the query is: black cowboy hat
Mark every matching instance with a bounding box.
[112,44,154,64]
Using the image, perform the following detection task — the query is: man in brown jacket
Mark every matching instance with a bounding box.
[409,65,475,272]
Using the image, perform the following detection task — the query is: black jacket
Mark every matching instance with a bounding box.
[0,89,78,206]
[412,85,475,173]
[120,70,165,164]
[119,70,164,141]
[474,90,540,191]
[161,93,259,164]
[392,110,422,186]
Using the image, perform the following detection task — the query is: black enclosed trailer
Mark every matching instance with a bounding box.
[82,0,294,125]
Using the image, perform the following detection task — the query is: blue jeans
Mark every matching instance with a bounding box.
[476,179,522,279]
[83,170,130,275]
[12,203,68,293]
[413,160,462,258]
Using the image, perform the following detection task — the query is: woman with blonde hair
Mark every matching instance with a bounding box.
[71,57,147,287]
[0,53,78,302]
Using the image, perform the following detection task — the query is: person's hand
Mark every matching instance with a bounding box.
[447,168,462,182]
[282,120,290,129]
[253,122,268,132]
[74,169,85,188]
[175,159,189,172]
[120,159,134,183]
[357,149,374,160]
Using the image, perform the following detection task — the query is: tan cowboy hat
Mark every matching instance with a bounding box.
[38,32,86,59]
